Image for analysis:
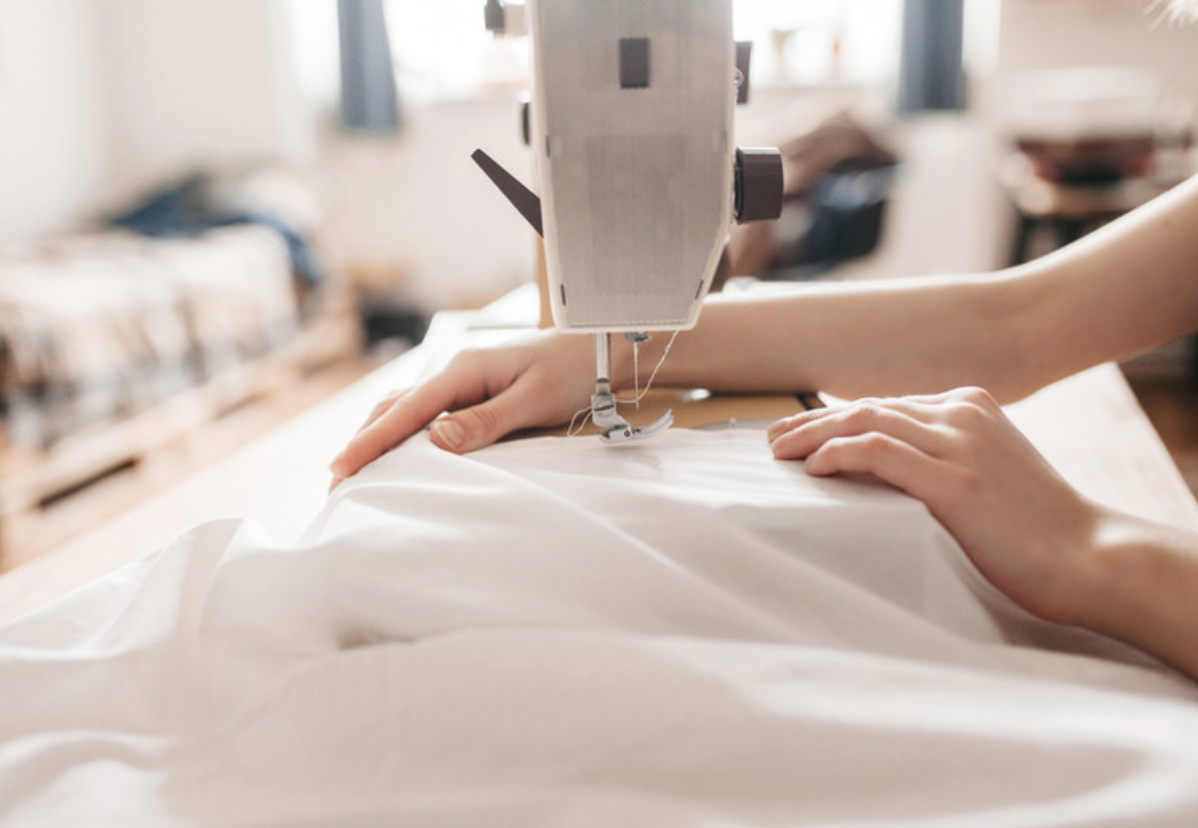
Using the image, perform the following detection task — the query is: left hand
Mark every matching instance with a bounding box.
[767,387,1104,626]
[329,330,595,489]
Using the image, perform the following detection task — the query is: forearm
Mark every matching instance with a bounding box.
[616,174,1198,402]
[1080,511,1198,681]
[1014,173,1198,388]
[621,272,1039,401]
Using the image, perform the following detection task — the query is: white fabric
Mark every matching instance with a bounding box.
[2,428,1197,827]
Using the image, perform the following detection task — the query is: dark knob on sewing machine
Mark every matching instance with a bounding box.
[735,147,784,224]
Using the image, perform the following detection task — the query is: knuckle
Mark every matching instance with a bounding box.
[953,386,999,411]
[944,397,994,430]
[448,346,488,373]
[840,401,889,430]
[821,432,890,466]
[945,430,982,461]
[856,432,895,460]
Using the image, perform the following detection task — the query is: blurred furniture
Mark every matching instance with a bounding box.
[0,169,361,565]
[725,109,897,281]
[1002,152,1176,265]
[998,66,1194,265]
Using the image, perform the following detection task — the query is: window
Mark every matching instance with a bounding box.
[385,0,528,99]
[734,0,902,87]
[381,0,902,98]
[287,1,998,105]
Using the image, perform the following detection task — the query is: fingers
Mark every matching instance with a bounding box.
[767,396,924,443]
[330,368,482,479]
[772,398,986,522]
[769,397,951,462]
[766,389,1005,509]
[354,390,406,438]
[329,343,578,480]
[802,431,957,506]
[769,388,999,446]
[428,383,525,453]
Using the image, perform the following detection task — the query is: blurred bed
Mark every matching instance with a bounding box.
[0,227,298,447]
[0,286,1195,826]
[0,168,359,563]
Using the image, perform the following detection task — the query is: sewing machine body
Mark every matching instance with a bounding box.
[530,0,735,332]
[477,0,781,440]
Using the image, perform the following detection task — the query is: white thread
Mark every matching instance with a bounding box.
[617,330,679,407]
[567,332,681,436]
[567,405,594,437]
[632,339,640,409]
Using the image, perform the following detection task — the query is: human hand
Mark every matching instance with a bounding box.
[329,330,594,487]
[767,387,1103,626]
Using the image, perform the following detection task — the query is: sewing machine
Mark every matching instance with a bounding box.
[475,0,784,442]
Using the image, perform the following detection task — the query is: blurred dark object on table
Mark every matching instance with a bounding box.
[1015,134,1158,185]
[1000,68,1196,265]
[725,110,898,282]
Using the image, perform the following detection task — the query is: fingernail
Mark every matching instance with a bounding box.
[329,452,346,473]
[431,418,465,450]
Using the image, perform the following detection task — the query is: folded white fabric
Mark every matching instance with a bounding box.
[1,429,1196,827]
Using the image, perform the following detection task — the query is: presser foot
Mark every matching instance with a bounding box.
[591,379,673,444]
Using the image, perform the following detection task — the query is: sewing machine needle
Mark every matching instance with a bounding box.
[590,332,673,443]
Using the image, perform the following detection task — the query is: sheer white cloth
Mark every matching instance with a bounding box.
[2,429,1196,826]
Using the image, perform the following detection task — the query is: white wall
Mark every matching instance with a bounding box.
[0,0,314,244]
[999,0,1198,81]
[96,0,315,203]
[0,1,111,243]
[319,95,537,309]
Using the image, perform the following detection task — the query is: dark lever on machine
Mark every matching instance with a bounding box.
[471,148,544,237]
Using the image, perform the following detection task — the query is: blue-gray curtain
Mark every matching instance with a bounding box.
[897,0,965,115]
[338,0,401,133]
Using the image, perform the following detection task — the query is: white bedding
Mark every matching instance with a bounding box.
[2,428,1197,826]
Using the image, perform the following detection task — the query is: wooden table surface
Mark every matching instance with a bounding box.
[1,289,1194,627]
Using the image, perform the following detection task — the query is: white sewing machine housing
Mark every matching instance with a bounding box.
[532,0,733,332]
[477,0,782,440]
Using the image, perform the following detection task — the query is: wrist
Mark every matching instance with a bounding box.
[1075,510,1198,676]
[1072,510,1156,631]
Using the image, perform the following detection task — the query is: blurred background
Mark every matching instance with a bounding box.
[1,0,1196,560]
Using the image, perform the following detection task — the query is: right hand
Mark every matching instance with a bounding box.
[767,388,1103,626]
[329,330,594,487]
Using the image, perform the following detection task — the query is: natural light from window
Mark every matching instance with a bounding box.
[288,0,999,106]
[381,0,903,99]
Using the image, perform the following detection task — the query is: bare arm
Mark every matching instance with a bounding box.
[640,174,1198,402]
[334,174,1198,474]
[1086,511,1198,680]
